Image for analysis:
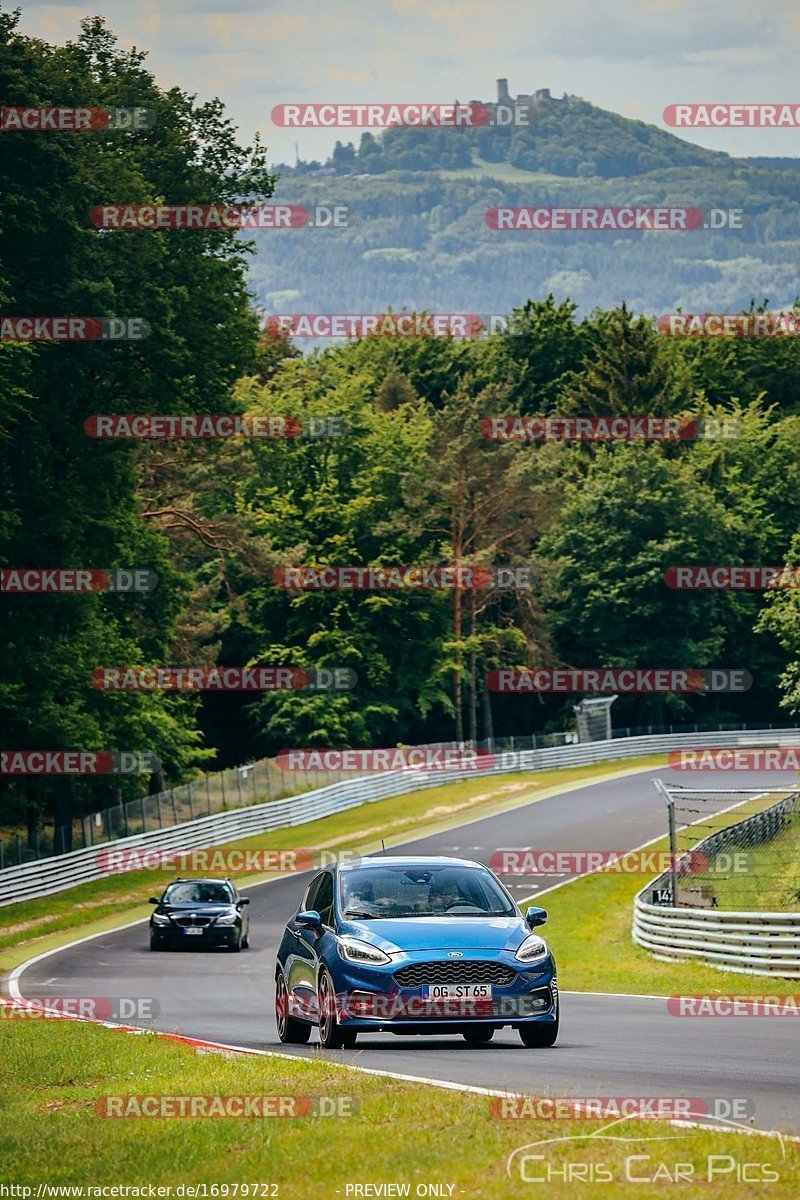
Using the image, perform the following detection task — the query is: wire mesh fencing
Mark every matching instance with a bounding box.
[649,783,800,911]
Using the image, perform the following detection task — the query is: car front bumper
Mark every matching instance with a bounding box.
[326,953,558,1031]
[151,924,241,947]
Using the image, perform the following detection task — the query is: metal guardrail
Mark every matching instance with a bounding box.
[3,726,799,908]
[633,789,800,978]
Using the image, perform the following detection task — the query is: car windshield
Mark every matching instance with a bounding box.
[163,882,234,905]
[339,865,515,919]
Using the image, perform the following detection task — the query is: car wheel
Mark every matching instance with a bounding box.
[230,936,242,952]
[149,937,162,951]
[317,969,357,1049]
[275,971,311,1045]
[241,932,249,949]
[463,1027,494,1044]
[519,1016,559,1048]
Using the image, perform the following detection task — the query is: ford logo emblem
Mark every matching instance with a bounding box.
[446,951,463,958]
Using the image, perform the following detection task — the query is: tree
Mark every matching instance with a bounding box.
[0,11,274,838]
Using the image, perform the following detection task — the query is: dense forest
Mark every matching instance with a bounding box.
[2,12,800,844]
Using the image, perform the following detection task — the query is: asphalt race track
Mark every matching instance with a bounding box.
[12,765,800,1134]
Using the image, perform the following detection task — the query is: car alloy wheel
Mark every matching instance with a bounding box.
[275,972,311,1045]
[317,969,357,1049]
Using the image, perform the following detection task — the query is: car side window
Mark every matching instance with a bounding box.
[303,872,325,912]
[315,872,334,927]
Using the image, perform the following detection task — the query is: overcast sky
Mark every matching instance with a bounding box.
[17,0,800,164]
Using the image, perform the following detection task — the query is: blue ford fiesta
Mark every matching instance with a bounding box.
[274,856,558,1049]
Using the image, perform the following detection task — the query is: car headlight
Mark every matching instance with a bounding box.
[214,911,240,925]
[337,936,392,965]
[151,912,171,926]
[515,935,549,963]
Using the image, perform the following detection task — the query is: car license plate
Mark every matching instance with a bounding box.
[184,928,203,936]
[422,983,493,1000]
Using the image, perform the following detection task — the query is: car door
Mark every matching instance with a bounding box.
[285,871,328,1013]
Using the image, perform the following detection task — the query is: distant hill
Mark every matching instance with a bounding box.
[255,85,800,326]
[277,84,732,179]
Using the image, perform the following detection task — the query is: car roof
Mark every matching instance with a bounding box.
[164,878,236,887]
[338,856,485,872]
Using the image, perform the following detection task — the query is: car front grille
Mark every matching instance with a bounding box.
[173,915,213,928]
[393,960,516,988]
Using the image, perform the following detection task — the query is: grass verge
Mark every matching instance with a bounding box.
[707,815,800,912]
[531,793,800,995]
[0,757,663,970]
[0,1017,796,1197]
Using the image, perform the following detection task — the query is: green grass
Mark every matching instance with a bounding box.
[1,1017,796,1196]
[702,814,800,912]
[0,758,664,969]
[437,157,577,184]
[531,794,799,995]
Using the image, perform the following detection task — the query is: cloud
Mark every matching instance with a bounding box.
[14,0,800,162]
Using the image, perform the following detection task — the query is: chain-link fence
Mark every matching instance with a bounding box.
[0,758,362,869]
[2,718,797,870]
[649,784,800,912]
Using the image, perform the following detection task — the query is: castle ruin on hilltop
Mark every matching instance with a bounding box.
[496,79,562,105]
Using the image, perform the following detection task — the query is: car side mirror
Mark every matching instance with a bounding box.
[239,897,250,906]
[148,897,160,904]
[296,909,323,933]
[525,906,547,929]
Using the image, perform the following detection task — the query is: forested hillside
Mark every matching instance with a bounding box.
[255,91,800,318]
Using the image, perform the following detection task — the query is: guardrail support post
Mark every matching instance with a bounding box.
[666,795,679,908]
[654,778,679,908]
